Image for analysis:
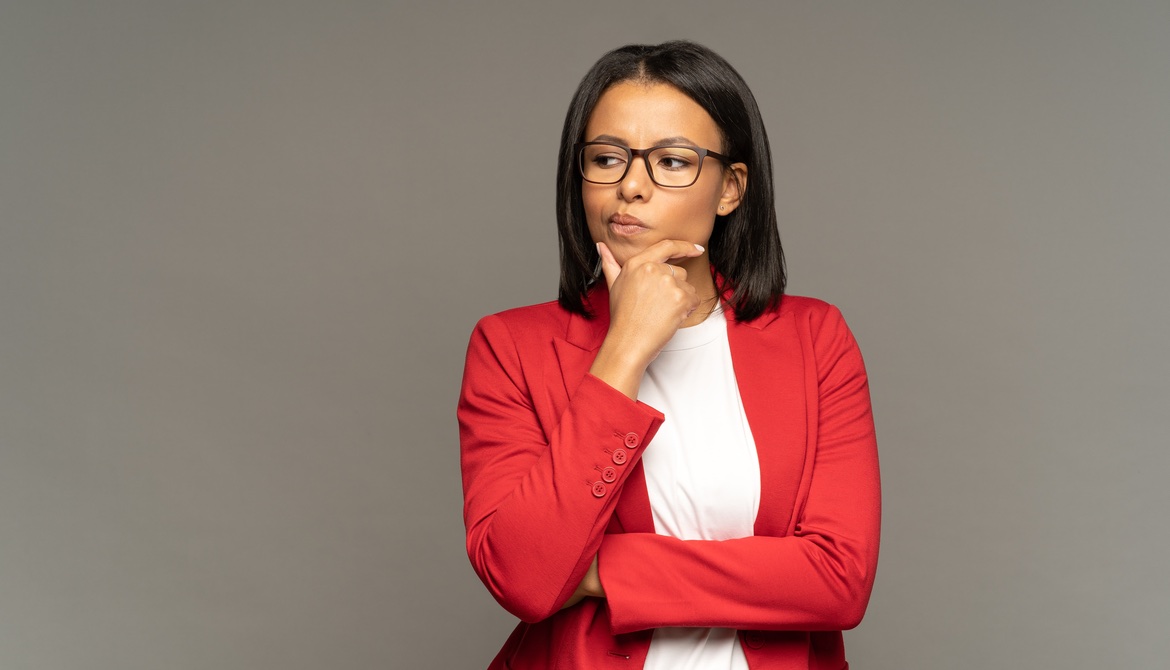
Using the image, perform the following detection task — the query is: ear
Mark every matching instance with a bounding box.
[718,163,748,215]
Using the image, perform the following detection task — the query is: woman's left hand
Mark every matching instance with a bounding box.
[560,555,605,610]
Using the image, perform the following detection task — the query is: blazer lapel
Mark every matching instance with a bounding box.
[551,337,598,404]
[726,303,809,537]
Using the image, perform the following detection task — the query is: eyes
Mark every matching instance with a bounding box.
[657,155,694,171]
[589,152,624,169]
[589,150,696,172]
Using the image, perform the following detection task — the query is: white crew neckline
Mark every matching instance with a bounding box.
[659,303,726,352]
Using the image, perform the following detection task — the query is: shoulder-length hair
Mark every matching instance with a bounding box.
[555,40,786,322]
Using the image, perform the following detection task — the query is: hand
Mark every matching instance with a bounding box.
[560,554,605,610]
[589,240,705,399]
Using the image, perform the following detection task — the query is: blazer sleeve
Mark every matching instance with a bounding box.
[597,305,881,634]
[458,313,665,623]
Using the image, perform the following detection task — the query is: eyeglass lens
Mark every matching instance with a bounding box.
[580,144,704,187]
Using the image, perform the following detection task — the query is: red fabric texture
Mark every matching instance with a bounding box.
[458,285,880,669]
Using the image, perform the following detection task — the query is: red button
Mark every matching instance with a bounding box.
[745,632,765,649]
[591,481,607,498]
[602,467,617,483]
[611,449,627,465]
[624,432,640,448]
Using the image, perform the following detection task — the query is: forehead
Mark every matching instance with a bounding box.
[584,81,722,148]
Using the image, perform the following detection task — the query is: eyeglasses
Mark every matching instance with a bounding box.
[574,142,732,188]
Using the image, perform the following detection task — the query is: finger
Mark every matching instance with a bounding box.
[667,264,688,283]
[633,239,706,264]
[596,242,621,289]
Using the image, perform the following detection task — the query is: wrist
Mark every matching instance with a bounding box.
[589,340,649,400]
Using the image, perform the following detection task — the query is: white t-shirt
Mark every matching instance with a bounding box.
[636,304,761,670]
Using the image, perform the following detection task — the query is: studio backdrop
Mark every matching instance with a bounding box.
[1,1,1167,668]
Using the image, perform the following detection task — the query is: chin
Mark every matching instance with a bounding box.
[608,238,654,265]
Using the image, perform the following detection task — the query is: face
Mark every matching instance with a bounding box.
[581,80,747,267]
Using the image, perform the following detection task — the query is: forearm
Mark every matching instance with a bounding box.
[461,368,662,622]
[598,525,878,634]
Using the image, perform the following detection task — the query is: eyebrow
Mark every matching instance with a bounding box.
[588,134,700,147]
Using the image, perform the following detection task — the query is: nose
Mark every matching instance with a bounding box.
[617,155,653,201]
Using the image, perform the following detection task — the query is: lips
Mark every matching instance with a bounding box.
[609,213,648,236]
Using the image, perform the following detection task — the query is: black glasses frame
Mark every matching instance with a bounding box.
[574,141,733,188]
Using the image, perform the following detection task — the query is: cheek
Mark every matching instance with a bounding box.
[581,186,602,213]
[581,189,607,240]
[686,217,717,246]
[671,193,718,237]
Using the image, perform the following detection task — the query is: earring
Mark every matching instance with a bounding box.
[719,206,725,211]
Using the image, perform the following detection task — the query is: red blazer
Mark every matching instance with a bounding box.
[458,284,880,669]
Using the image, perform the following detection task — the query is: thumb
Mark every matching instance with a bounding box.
[596,242,621,289]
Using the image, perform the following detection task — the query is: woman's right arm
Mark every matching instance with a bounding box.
[458,313,664,623]
[459,240,703,622]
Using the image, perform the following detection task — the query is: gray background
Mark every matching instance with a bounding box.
[2,1,1167,668]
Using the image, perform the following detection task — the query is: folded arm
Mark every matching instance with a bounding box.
[458,314,664,623]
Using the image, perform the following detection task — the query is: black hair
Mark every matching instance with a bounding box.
[555,40,785,322]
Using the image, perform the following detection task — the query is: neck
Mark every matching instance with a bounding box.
[673,254,719,327]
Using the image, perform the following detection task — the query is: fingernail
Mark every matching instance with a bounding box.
[694,244,705,252]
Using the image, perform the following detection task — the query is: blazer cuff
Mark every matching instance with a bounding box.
[566,373,664,500]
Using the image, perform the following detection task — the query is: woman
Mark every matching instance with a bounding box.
[458,40,880,669]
